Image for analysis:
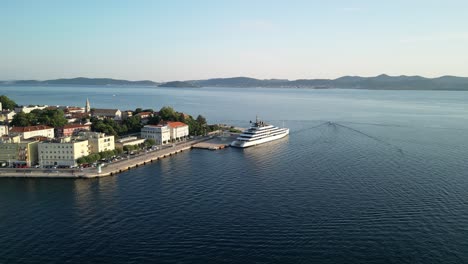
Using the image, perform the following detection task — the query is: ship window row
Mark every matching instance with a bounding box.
[238,131,287,141]
[240,128,286,137]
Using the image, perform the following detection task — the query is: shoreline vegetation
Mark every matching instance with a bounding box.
[2,74,468,90]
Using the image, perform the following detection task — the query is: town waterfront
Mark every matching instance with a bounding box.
[1,86,468,263]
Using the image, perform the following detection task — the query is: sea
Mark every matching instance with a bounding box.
[1,85,468,263]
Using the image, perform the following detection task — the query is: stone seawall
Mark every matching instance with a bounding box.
[0,137,213,179]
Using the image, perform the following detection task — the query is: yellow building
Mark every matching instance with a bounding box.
[38,138,89,167]
[0,136,39,167]
[78,132,115,153]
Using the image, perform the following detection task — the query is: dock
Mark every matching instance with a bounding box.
[192,134,237,150]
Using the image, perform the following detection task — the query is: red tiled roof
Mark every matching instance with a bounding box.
[166,121,188,128]
[62,124,91,129]
[10,125,53,133]
[136,112,152,116]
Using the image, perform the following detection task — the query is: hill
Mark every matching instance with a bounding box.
[3,75,468,90]
[158,81,200,88]
[1,77,159,86]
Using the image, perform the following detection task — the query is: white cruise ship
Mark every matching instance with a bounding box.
[230,118,289,148]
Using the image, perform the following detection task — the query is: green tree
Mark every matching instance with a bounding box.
[115,148,123,155]
[0,95,17,110]
[37,109,68,127]
[145,138,156,147]
[159,106,178,121]
[123,116,142,133]
[10,112,34,126]
[147,115,161,125]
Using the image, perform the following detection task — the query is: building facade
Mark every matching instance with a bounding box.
[14,105,48,114]
[79,132,115,153]
[0,136,39,167]
[92,109,122,120]
[38,138,89,167]
[141,125,170,145]
[166,121,189,142]
[0,125,8,136]
[115,136,146,149]
[0,110,16,122]
[55,124,91,138]
[9,125,54,139]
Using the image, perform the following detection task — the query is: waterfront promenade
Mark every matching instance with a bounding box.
[0,137,212,179]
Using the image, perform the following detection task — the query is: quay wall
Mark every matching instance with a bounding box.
[0,138,211,179]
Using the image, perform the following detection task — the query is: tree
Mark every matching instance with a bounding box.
[123,116,142,133]
[147,115,161,125]
[0,95,17,110]
[115,148,123,155]
[145,139,156,147]
[134,108,143,114]
[159,106,178,121]
[37,109,68,127]
[10,108,67,128]
[10,112,34,126]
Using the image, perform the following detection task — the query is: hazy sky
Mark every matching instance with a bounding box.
[2,0,468,81]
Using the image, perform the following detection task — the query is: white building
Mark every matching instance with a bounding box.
[9,125,54,139]
[38,138,89,167]
[115,136,146,149]
[14,105,48,114]
[166,121,189,142]
[0,125,8,136]
[141,125,171,145]
[141,121,189,145]
[0,110,16,122]
[92,109,122,120]
[78,132,115,153]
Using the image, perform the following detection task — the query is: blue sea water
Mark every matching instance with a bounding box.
[1,85,468,263]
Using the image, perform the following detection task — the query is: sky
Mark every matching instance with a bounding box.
[1,0,468,81]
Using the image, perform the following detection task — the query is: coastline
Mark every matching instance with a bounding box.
[0,136,225,179]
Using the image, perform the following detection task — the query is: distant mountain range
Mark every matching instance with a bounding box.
[2,75,468,90]
[0,77,159,86]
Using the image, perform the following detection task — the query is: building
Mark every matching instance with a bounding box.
[92,109,122,120]
[0,110,16,122]
[14,105,48,114]
[141,125,170,145]
[78,132,115,153]
[9,125,54,139]
[115,136,146,149]
[0,125,8,136]
[121,110,133,120]
[0,136,39,167]
[55,124,91,138]
[85,98,91,113]
[135,112,153,119]
[38,138,89,167]
[166,121,189,142]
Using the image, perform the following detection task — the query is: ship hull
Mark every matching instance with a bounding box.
[230,129,289,148]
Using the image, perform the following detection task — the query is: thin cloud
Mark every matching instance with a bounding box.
[237,19,276,33]
[399,32,468,43]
